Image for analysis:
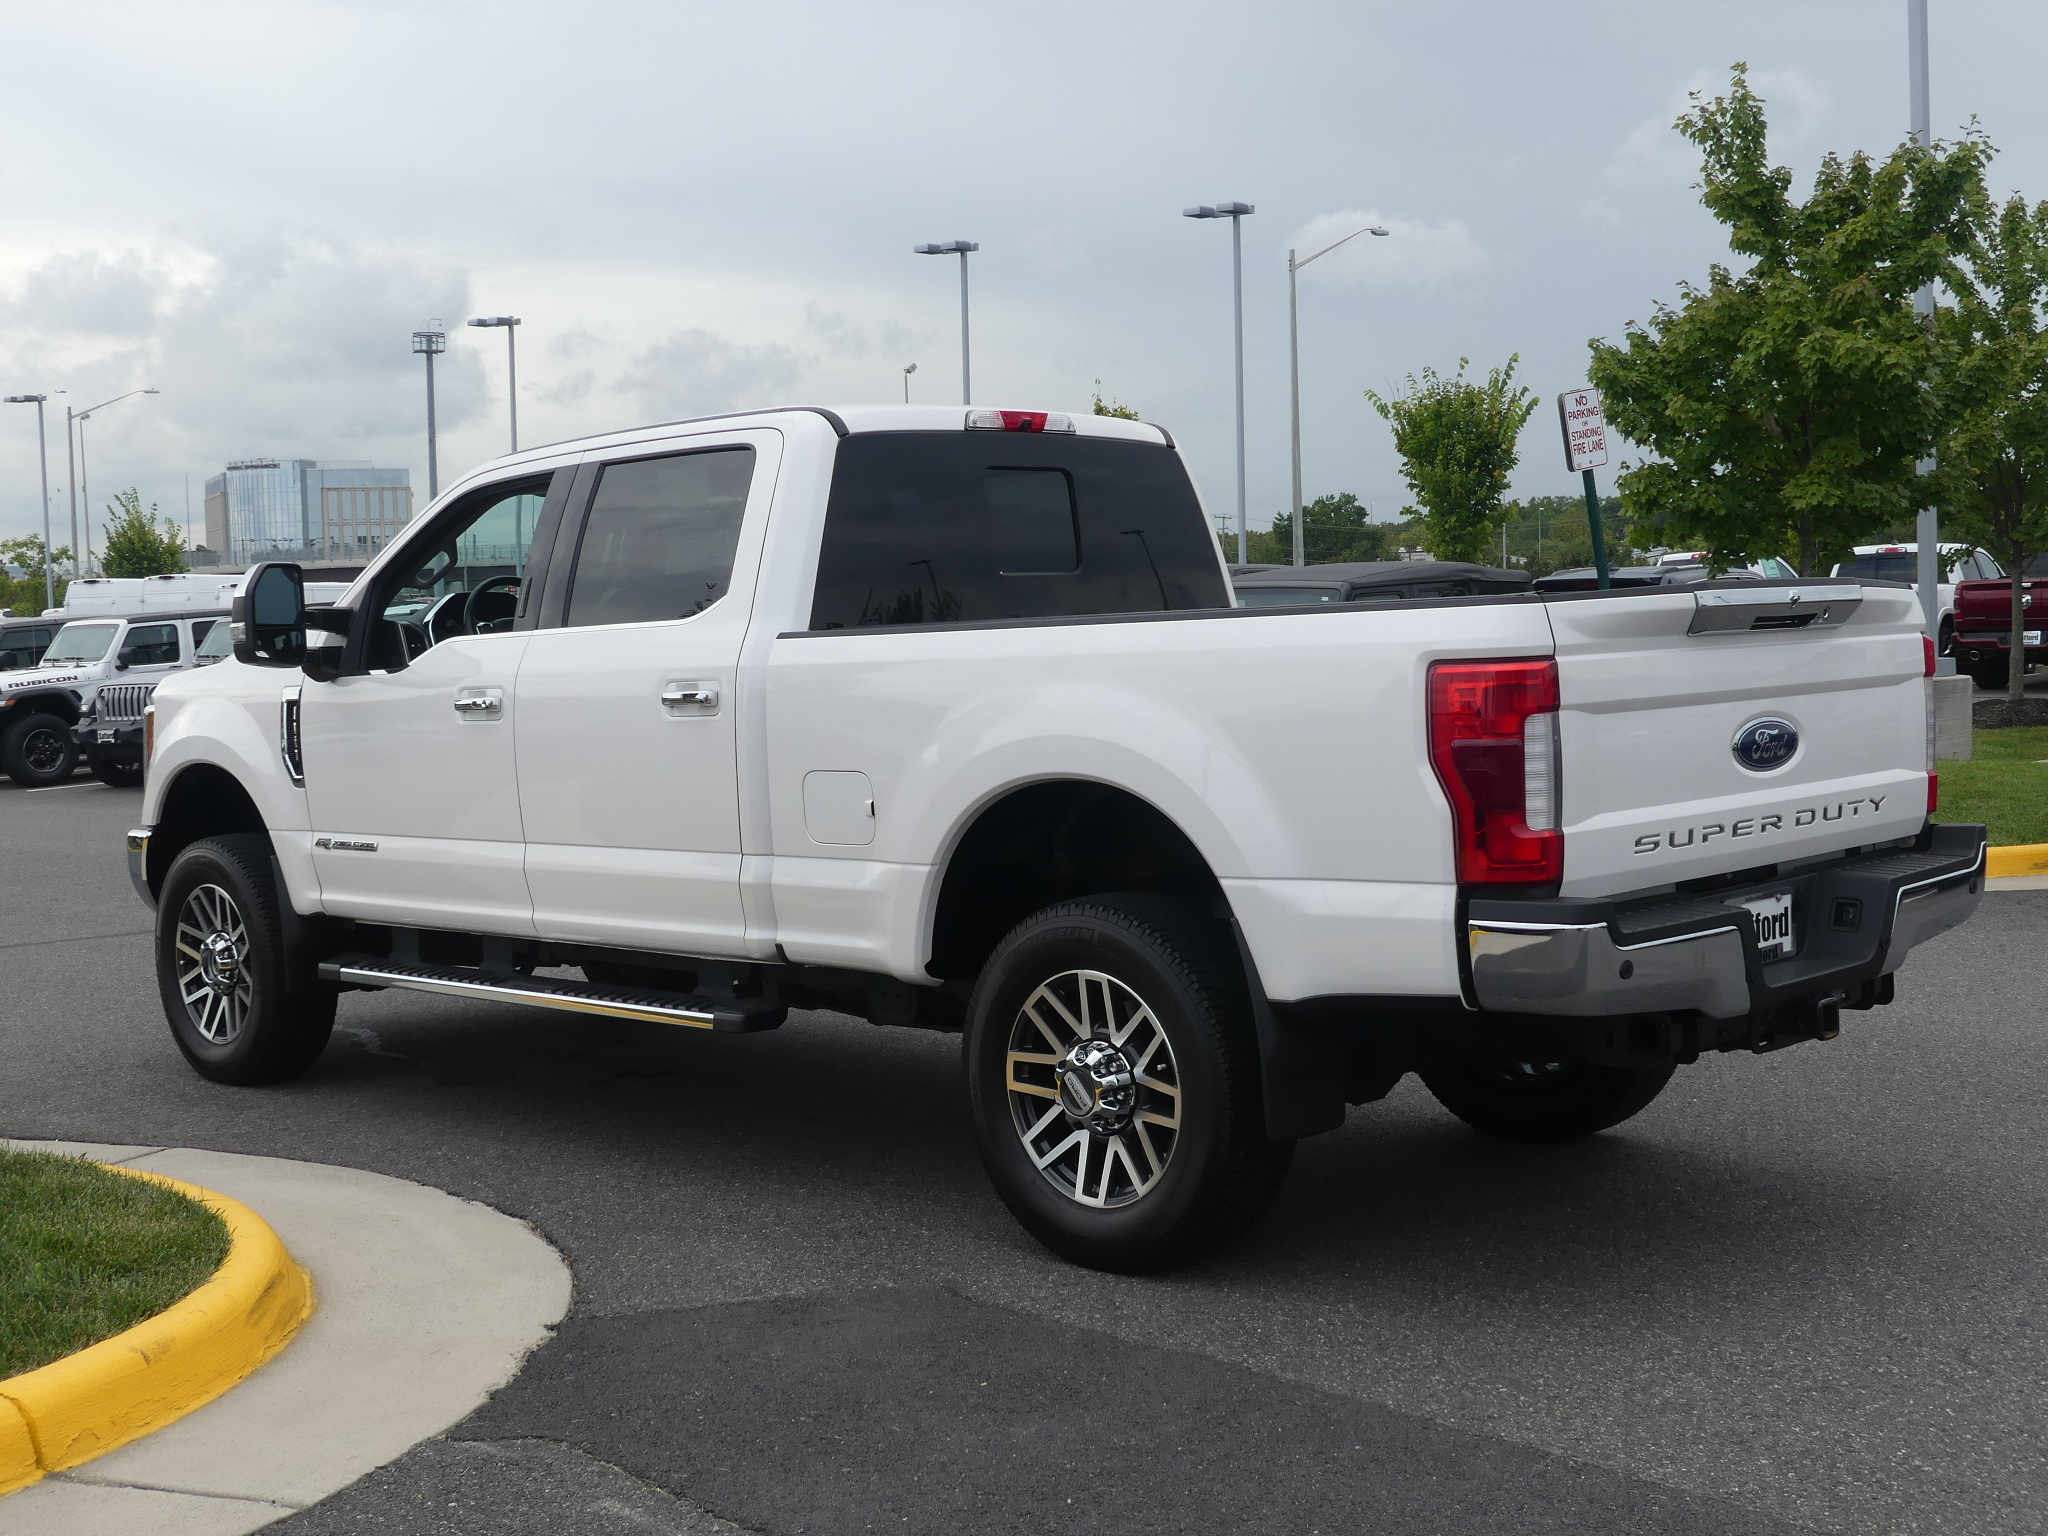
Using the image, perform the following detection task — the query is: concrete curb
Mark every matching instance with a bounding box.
[0,1143,571,1536]
[1987,842,2048,879]
[0,1166,313,1497]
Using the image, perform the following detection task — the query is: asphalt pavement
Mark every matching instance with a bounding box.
[4,776,2044,1536]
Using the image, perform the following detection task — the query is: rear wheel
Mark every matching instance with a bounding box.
[964,894,1291,1273]
[156,834,336,1085]
[1420,1054,1674,1143]
[1972,653,2011,691]
[2,712,78,787]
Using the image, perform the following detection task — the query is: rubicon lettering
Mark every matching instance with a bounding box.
[1632,796,1888,855]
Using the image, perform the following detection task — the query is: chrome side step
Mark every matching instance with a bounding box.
[316,955,785,1033]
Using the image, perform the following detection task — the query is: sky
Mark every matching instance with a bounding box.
[4,0,2047,556]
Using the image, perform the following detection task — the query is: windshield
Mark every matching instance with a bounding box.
[1233,586,1343,607]
[194,622,234,663]
[40,622,119,665]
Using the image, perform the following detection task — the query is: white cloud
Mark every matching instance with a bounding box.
[616,329,805,422]
[1284,210,1491,296]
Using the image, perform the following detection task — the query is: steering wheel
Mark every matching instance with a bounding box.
[461,575,523,635]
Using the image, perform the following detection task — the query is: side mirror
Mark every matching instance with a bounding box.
[231,563,306,667]
[300,605,356,683]
[116,647,140,669]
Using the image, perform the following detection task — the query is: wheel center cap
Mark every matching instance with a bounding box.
[199,931,241,993]
[1058,1039,1137,1135]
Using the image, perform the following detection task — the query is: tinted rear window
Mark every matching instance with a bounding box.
[1839,554,1917,582]
[808,434,1227,629]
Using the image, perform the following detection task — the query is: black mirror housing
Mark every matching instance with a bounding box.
[232,563,307,667]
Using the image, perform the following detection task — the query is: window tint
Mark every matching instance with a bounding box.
[810,434,1226,629]
[563,449,753,629]
[1839,554,1917,583]
[124,623,180,665]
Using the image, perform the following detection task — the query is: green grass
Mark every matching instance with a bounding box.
[0,1149,231,1378]
[1938,725,2048,848]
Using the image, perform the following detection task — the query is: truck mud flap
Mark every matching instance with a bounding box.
[1228,918,1345,1141]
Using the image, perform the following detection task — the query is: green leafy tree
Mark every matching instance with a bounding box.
[1496,495,1636,577]
[1091,381,1140,421]
[1241,493,1402,564]
[99,489,186,578]
[0,535,71,614]
[1588,65,1989,575]
[1367,357,1537,563]
[1934,193,2048,699]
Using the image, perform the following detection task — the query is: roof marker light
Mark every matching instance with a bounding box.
[965,409,1075,434]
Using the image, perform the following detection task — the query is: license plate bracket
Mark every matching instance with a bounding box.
[1736,889,1797,960]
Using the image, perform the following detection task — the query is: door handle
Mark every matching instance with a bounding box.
[453,688,504,718]
[661,682,720,711]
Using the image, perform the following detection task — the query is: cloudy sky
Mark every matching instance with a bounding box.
[4,0,2046,554]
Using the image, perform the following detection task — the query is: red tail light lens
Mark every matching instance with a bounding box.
[1428,658,1564,886]
[1928,771,1939,813]
[964,409,1076,434]
[1923,633,1937,677]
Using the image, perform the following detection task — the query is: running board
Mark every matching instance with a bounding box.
[317,955,785,1033]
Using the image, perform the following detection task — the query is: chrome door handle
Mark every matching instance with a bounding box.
[661,682,720,711]
[453,688,503,718]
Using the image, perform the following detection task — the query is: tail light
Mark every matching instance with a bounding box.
[1923,633,1937,677]
[1428,658,1564,886]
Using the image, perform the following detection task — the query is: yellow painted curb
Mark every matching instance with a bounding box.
[1987,842,2048,879]
[0,1164,314,1496]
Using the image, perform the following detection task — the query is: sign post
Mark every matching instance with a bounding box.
[1558,386,1612,589]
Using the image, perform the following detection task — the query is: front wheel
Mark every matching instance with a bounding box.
[156,834,335,1085]
[2,712,78,787]
[1419,1055,1675,1143]
[964,894,1291,1273]
[87,752,144,788]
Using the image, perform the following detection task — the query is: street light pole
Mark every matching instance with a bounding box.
[903,362,917,403]
[1185,203,1255,563]
[1287,223,1388,566]
[914,243,978,404]
[414,329,447,498]
[3,394,54,610]
[467,316,521,452]
[63,388,158,578]
[1908,0,1942,653]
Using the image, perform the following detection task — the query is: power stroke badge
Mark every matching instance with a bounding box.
[1732,717,1799,772]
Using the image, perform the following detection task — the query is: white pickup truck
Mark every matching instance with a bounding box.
[127,405,1988,1271]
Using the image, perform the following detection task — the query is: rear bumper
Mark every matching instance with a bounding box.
[1466,823,1986,1021]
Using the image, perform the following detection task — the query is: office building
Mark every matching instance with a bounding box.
[202,459,413,565]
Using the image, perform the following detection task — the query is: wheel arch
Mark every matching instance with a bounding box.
[146,762,269,899]
[3,689,83,725]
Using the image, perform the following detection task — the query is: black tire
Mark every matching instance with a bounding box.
[1972,654,2011,691]
[87,753,144,788]
[2,712,78,788]
[1938,614,1955,657]
[964,894,1292,1273]
[1419,1054,1675,1144]
[156,834,336,1085]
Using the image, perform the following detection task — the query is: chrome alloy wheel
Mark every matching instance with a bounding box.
[174,883,253,1045]
[1006,969,1181,1209]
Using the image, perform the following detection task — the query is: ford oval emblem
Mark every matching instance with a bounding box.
[1733,717,1799,772]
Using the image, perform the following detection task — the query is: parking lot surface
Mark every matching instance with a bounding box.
[4,777,2044,1535]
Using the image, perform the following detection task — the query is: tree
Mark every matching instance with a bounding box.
[0,535,71,615]
[1241,493,1401,565]
[1588,65,1989,575]
[1091,382,1140,421]
[1367,357,1537,563]
[99,489,186,578]
[1935,193,2048,699]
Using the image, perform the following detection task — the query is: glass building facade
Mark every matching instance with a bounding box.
[203,460,413,564]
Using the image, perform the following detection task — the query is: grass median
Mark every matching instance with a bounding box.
[0,1150,230,1379]
[1939,725,2048,849]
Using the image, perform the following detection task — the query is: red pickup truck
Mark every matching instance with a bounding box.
[1953,556,2047,690]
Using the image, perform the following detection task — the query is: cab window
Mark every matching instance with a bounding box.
[371,477,550,668]
[121,623,180,667]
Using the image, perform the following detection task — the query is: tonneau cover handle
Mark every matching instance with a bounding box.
[1689,584,1863,634]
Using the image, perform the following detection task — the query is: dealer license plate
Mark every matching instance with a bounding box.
[1737,890,1797,960]
[2027,630,2042,645]
[96,729,114,743]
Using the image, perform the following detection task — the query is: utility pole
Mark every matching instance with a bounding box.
[1184,203,1255,563]
[3,394,54,608]
[414,328,446,498]
[1287,223,1388,566]
[1908,0,1944,658]
[914,243,978,404]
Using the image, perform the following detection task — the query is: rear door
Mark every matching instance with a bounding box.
[513,431,779,956]
[1548,582,1929,899]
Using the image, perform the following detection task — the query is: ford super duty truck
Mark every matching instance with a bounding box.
[125,405,1987,1271]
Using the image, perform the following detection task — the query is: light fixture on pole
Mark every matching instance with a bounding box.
[903,362,917,403]
[1184,202,1255,563]
[467,316,522,452]
[413,328,447,498]
[67,389,159,578]
[1287,223,1387,567]
[1907,0,1944,660]
[3,394,55,611]
[914,242,978,404]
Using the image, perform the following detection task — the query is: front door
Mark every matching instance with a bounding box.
[299,477,550,932]
[515,435,774,956]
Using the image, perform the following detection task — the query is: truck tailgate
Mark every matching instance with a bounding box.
[1548,583,1928,898]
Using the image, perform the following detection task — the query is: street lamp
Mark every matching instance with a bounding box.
[413,328,447,498]
[1288,223,1388,567]
[914,241,978,404]
[902,362,917,403]
[467,316,522,453]
[1184,202,1255,563]
[67,389,159,578]
[1907,0,1943,656]
[3,394,55,610]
